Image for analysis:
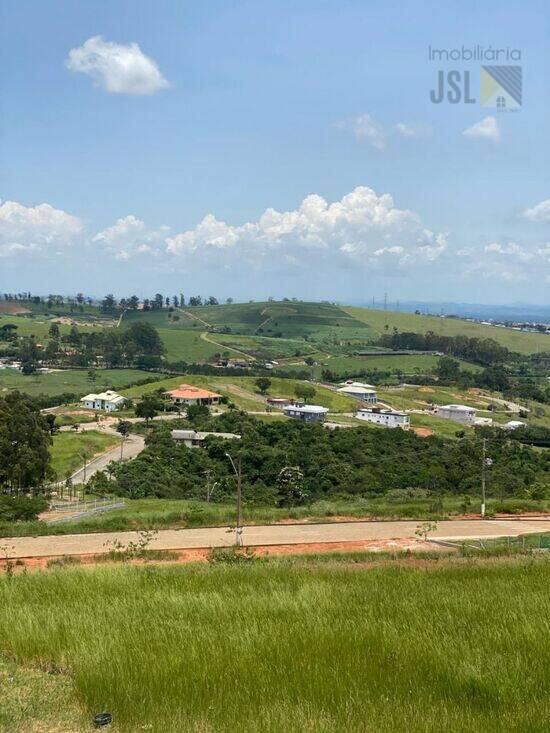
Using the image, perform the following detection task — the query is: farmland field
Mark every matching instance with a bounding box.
[344,306,550,355]
[0,368,152,398]
[156,329,222,362]
[1,558,549,732]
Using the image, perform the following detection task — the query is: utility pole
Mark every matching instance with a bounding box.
[120,436,124,460]
[481,437,486,518]
[225,452,243,545]
[384,292,387,311]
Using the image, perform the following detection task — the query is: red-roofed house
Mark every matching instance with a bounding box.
[165,383,221,407]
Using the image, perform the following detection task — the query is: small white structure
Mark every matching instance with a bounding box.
[356,407,410,430]
[503,420,527,430]
[80,390,126,412]
[337,381,377,403]
[283,404,329,423]
[171,430,241,447]
[436,404,477,425]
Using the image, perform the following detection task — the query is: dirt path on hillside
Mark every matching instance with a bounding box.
[179,309,211,327]
[200,332,253,359]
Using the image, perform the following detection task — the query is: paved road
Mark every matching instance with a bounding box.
[69,433,145,485]
[2,518,549,559]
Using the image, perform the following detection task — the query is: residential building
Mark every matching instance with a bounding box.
[436,404,477,425]
[356,407,410,430]
[503,420,527,430]
[165,384,221,407]
[266,397,292,409]
[283,404,329,423]
[80,390,126,412]
[171,430,241,448]
[337,380,377,403]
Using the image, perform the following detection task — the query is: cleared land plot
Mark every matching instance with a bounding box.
[157,329,221,362]
[344,306,550,355]
[0,368,151,398]
[1,559,550,732]
[50,431,120,479]
[212,333,317,360]
[379,385,496,412]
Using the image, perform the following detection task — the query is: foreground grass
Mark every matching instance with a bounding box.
[49,431,120,479]
[1,558,550,732]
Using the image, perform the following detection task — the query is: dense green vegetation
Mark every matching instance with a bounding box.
[89,413,549,502]
[0,392,52,491]
[1,558,550,732]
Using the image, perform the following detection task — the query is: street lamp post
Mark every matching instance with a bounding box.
[481,437,486,518]
[225,452,242,546]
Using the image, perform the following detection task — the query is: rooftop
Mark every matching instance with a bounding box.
[81,390,125,403]
[340,381,376,390]
[439,404,476,412]
[284,404,329,414]
[171,430,241,441]
[337,385,377,395]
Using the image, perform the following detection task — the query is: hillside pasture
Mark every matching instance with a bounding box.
[0,368,152,398]
[344,306,550,355]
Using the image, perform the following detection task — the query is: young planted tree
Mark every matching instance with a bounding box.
[255,377,271,395]
[294,383,316,403]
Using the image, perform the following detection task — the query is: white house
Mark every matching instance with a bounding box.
[171,430,241,448]
[356,407,410,430]
[503,420,527,430]
[337,381,377,403]
[436,404,477,425]
[80,390,126,412]
[283,404,329,423]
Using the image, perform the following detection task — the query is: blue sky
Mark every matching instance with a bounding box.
[1,0,549,303]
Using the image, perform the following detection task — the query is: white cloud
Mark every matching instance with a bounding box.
[66,36,169,95]
[523,199,550,222]
[484,241,533,261]
[166,186,447,272]
[334,114,386,149]
[0,200,82,257]
[92,215,166,259]
[394,122,432,138]
[463,116,500,143]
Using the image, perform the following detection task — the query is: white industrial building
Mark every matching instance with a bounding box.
[337,380,377,403]
[356,407,410,430]
[283,404,329,423]
[80,390,126,412]
[436,404,477,425]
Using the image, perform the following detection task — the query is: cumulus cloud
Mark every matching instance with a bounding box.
[66,36,169,95]
[334,114,386,149]
[523,199,550,222]
[394,122,433,138]
[0,200,82,257]
[165,186,447,272]
[335,115,433,149]
[92,215,167,258]
[463,116,500,143]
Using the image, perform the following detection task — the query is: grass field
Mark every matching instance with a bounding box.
[3,494,548,539]
[1,557,549,732]
[379,385,496,412]
[157,329,222,362]
[122,374,357,412]
[344,306,550,355]
[0,368,151,398]
[49,431,119,480]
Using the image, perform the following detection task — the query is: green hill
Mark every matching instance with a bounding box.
[343,306,549,355]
